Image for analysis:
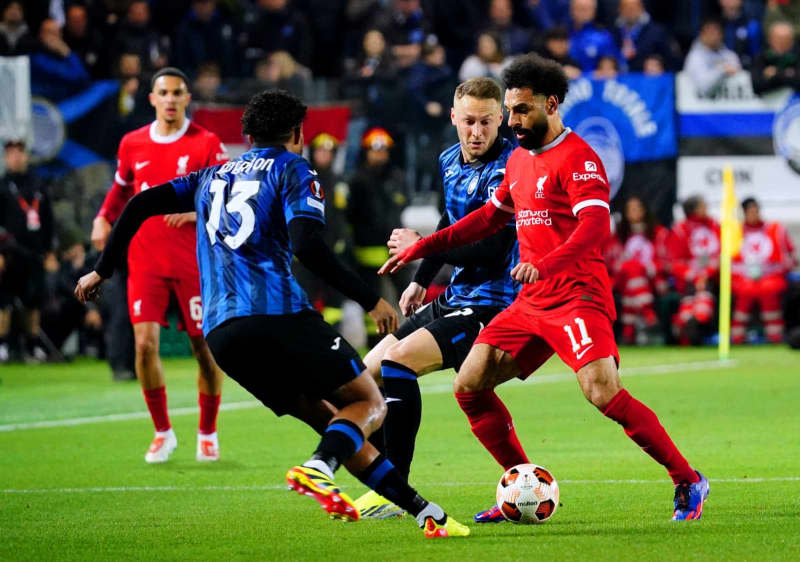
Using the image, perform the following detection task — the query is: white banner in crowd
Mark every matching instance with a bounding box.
[0,56,31,144]
[676,71,800,224]
[678,155,800,222]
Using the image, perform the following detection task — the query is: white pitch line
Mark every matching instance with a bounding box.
[0,359,737,433]
[3,475,798,495]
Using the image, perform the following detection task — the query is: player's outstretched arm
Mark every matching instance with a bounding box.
[379,200,511,275]
[90,183,189,281]
[289,217,397,334]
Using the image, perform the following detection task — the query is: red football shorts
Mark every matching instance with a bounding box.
[475,299,619,376]
[127,270,203,338]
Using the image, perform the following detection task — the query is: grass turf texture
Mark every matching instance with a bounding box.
[1,346,799,561]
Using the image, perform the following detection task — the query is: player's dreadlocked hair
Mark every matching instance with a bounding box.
[241,89,307,146]
[502,53,569,104]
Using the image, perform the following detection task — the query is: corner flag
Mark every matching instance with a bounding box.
[718,166,742,360]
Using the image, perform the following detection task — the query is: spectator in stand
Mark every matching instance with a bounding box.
[407,40,456,189]
[265,51,313,99]
[30,18,90,101]
[605,196,672,345]
[294,0,347,77]
[230,51,312,103]
[569,0,621,73]
[113,0,167,72]
[484,0,533,56]
[526,0,571,29]
[342,28,402,164]
[751,21,800,95]
[593,53,620,78]
[458,31,512,81]
[0,140,55,363]
[347,28,397,80]
[192,62,223,103]
[764,0,800,38]
[375,0,430,69]
[115,52,144,117]
[719,0,761,69]
[731,197,797,344]
[172,0,238,79]
[0,0,37,56]
[614,0,680,72]
[63,3,108,78]
[242,0,312,72]
[684,18,742,96]
[669,195,720,346]
[423,0,483,70]
[537,26,582,80]
[642,53,666,75]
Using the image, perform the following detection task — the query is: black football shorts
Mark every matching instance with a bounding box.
[206,310,366,415]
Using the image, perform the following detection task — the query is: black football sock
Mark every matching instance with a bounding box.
[381,360,422,479]
[309,419,364,475]
[356,454,432,518]
[367,388,387,455]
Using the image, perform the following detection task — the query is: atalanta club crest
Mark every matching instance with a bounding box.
[773,94,800,175]
[310,179,324,199]
[467,176,479,195]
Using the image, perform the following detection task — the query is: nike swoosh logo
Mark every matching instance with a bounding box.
[576,344,594,360]
[385,397,402,403]
[134,161,150,170]
[509,181,518,190]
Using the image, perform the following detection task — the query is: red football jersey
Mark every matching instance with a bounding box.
[491,128,614,318]
[98,120,228,276]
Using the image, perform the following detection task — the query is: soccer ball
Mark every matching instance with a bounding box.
[496,463,560,524]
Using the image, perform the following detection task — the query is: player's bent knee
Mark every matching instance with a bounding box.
[134,335,158,359]
[382,339,416,370]
[577,359,621,409]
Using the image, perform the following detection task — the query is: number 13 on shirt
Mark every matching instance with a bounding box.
[205,179,260,249]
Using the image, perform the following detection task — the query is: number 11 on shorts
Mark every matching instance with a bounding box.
[563,317,592,352]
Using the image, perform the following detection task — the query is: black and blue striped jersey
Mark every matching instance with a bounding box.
[438,138,519,308]
[170,146,323,335]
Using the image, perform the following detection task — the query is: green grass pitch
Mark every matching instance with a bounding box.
[1,346,799,560]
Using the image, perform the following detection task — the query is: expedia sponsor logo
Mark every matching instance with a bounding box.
[516,209,552,227]
[572,171,607,184]
[584,161,597,171]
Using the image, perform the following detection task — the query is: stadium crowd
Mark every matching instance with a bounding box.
[1,0,799,364]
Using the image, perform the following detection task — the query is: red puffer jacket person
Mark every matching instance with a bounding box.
[605,197,672,344]
[731,198,797,343]
[669,196,720,345]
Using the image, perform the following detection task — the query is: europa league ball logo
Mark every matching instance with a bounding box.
[773,95,800,176]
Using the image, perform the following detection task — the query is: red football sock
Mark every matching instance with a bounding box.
[198,392,221,435]
[143,386,171,433]
[455,390,529,470]
[603,389,698,485]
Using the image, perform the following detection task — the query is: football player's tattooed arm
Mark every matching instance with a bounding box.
[413,212,516,287]
[535,206,609,280]
[94,183,189,278]
[289,217,380,311]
